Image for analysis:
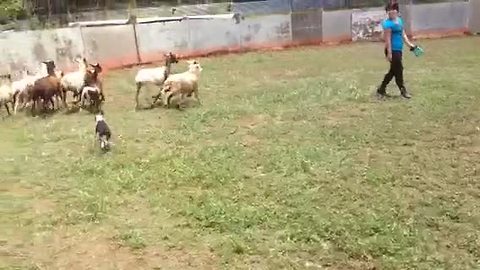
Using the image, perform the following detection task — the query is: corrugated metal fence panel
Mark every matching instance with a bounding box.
[411,2,468,32]
[323,0,349,10]
[173,3,231,16]
[291,0,324,11]
[233,0,291,16]
[470,0,480,33]
[233,0,351,14]
[351,8,385,41]
[291,9,323,42]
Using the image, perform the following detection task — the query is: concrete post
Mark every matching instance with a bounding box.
[399,0,413,36]
[469,0,480,34]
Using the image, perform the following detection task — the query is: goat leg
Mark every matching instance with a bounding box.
[151,91,163,106]
[61,90,68,109]
[80,91,88,110]
[50,97,56,111]
[12,93,17,112]
[165,92,176,108]
[4,103,11,116]
[135,82,142,109]
[31,99,36,116]
[41,98,47,113]
[193,89,201,105]
[13,98,19,115]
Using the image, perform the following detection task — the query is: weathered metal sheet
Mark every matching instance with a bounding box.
[411,2,468,32]
[291,9,323,43]
[233,0,291,16]
[291,0,324,12]
[351,8,385,41]
[81,24,138,69]
[187,19,241,52]
[135,21,189,63]
[0,27,84,76]
[470,0,480,34]
[240,14,292,46]
[322,9,352,42]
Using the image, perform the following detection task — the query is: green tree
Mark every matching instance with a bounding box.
[0,0,26,23]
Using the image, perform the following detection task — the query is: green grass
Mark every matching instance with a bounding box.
[1,36,480,269]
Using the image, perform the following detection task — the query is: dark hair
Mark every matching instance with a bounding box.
[385,2,399,12]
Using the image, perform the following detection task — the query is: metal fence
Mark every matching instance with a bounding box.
[0,0,469,32]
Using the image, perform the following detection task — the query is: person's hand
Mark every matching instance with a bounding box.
[409,45,417,51]
[386,51,392,62]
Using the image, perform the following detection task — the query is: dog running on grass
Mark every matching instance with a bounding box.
[94,111,111,151]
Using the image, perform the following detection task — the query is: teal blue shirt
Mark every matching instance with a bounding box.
[382,17,404,52]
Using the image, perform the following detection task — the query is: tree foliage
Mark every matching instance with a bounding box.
[0,0,26,22]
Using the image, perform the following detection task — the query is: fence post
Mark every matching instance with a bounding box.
[132,23,141,64]
[469,0,480,34]
[399,0,413,37]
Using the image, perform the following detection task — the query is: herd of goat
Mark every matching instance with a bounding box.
[0,52,203,117]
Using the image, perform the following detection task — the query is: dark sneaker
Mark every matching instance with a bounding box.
[376,87,389,98]
[400,87,412,99]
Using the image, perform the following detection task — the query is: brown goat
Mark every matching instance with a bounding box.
[29,60,65,115]
[84,63,104,101]
[79,63,104,112]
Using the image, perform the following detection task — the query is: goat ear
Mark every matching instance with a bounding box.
[90,63,102,72]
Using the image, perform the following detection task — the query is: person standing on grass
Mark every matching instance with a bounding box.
[377,2,417,99]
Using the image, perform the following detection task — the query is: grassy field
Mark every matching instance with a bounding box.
[1,36,479,270]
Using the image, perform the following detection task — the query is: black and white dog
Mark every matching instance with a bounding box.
[95,111,111,151]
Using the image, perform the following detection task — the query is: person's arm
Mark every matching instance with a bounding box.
[384,28,392,61]
[402,30,415,49]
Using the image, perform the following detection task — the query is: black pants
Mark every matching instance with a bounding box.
[379,50,405,91]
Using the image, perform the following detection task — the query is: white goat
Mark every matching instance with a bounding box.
[0,74,15,115]
[159,60,203,108]
[12,64,49,114]
[134,52,179,109]
[60,57,89,103]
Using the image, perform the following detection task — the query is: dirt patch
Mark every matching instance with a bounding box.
[241,134,260,148]
[27,229,218,270]
[32,199,56,215]
[236,114,270,129]
[1,183,35,197]
[323,105,370,127]
[140,246,218,270]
